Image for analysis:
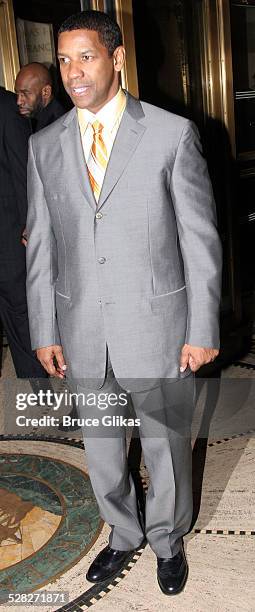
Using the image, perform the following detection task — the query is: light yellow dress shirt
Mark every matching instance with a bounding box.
[77,88,126,166]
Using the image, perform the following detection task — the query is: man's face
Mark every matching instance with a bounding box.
[15,73,44,117]
[58,29,124,113]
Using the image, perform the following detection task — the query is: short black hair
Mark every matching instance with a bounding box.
[58,10,123,56]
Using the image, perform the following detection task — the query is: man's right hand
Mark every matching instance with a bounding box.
[21,226,28,247]
[36,345,67,379]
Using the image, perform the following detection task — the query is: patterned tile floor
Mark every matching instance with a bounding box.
[0,339,254,612]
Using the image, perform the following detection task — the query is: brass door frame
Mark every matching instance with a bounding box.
[90,0,138,96]
[200,0,236,157]
[217,0,236,157]
[0,0,19,90]
[199,0,241,321]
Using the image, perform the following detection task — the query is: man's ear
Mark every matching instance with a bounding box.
[42,84,52,100]
[113,46,125,72]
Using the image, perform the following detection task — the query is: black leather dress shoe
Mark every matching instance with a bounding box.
[86,545,136,583]
[157,546,188,595]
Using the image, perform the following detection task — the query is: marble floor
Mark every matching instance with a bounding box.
[0,341,254,612]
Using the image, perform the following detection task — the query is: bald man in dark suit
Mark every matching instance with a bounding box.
[0,88,47,378]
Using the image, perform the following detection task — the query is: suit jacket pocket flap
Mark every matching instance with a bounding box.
[150,286,186,313]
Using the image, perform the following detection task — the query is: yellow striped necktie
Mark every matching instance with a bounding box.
[87,120,108,202]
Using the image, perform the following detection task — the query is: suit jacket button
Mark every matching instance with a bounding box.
[96,212,103,219]
[98,257,106,264]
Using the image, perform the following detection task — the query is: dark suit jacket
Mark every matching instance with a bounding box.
[0,89,31,259]
[33,98,65,132]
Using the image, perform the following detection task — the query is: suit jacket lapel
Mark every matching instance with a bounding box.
[97,93,146,210]
[59,94,146,212]
[60,108,96,211]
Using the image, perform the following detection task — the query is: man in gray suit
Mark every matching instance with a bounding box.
[26,10,222,595]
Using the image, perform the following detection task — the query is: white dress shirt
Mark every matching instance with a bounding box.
[77,88,126,165]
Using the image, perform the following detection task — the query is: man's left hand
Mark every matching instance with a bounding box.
[180,344,219,373]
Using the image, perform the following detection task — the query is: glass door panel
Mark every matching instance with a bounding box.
[231,2,255,157]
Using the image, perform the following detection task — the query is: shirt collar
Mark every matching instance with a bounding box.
[77,88,126,134]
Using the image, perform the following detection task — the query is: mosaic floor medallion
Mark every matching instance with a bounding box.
[0,425,254,610]
[0,453,102,603]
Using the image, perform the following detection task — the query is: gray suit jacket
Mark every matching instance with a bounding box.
[26,92,222,390]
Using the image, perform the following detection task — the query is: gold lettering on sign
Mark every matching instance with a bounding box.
[16,18,56,67]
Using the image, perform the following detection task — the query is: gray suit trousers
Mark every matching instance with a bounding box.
[72,355,195,558]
